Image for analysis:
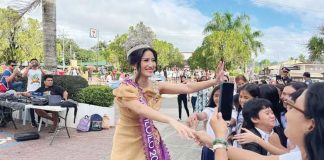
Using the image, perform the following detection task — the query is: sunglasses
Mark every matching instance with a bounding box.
[10,64,17,67]
[283,71,288,73]
[284,100,304,114]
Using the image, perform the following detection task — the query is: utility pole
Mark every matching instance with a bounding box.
[62,29,65,71]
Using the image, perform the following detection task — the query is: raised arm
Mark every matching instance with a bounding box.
[159,62,224,94]
[122,99,195,139]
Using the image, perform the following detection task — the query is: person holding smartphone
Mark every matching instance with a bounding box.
[22,58,46,127]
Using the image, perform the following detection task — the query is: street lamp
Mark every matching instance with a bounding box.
[90,28,99,67]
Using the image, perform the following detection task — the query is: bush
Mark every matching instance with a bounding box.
[76,85,114,107]
[53,75,89,100]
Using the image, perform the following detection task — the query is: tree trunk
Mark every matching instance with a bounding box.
[42,0,57,73]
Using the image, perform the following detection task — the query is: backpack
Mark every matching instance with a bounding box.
[102,114,110,129]
[90,114,103,131]
[77,115,91,132]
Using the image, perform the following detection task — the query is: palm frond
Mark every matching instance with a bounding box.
[320,26,324,35]
[8,0,41,23]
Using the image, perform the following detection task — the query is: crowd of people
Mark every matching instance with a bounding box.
[109,29,323,160]
[0,59,69,132]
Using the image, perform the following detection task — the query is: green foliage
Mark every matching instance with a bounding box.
[56,37,97,65]
[76,85,114,107]
[190,12,264,72]
[53,75,88,100]
[0,8,43,63]
[307,36,324,62]
[81,65,87,73]
[153,39,184,68]
[107,34,128,70]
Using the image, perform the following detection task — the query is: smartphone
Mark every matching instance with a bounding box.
[218,82,234,121]
[276,75,281,81]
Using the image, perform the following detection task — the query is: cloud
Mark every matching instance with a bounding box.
[256,26,312,62]
[250,0,324,28]
[2,0,208,52]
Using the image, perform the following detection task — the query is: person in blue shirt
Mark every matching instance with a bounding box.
[0,60,23,91]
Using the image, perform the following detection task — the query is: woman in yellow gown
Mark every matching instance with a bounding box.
[111,26,224,160]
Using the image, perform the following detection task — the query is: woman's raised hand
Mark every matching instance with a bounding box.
[215,61,225,84]
[233,128,260,144]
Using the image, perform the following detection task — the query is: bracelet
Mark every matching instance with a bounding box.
[212,138,228,146]
[212,143,227,151]
[211,138,228,151]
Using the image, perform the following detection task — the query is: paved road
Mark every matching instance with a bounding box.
[0,96,203,160]
[156,96,202,160]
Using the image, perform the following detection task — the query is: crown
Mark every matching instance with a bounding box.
[123,22,154,57]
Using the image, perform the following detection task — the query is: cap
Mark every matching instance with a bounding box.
[282,67,290,72]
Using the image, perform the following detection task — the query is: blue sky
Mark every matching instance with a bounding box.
[0,0,323,62]
[194,0,301,30]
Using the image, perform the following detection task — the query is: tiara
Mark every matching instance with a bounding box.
[123,22,154,57]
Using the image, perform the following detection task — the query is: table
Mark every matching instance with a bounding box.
[24,104,70,145]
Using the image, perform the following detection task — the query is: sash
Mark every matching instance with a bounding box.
[124,79,171,160]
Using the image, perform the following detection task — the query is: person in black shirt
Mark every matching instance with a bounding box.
[19,75,68,133]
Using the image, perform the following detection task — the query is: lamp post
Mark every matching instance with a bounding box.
[90,28,99,67]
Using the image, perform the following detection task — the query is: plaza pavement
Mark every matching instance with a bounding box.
[0,96,203,160]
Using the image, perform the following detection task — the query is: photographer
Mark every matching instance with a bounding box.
[22,58,46,127]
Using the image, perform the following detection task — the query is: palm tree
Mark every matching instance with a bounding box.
[307,36,324,62]
[203,12,264,56]
[10,0,57,72]
[320,26,324,35]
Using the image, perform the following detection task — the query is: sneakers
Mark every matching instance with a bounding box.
[177,118,181,121]
[31,122,38,128]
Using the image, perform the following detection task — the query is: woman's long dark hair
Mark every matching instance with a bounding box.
[304,83,324,160]
[128,48,158,83]
[206,85,221,108]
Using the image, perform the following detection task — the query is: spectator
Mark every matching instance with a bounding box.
[235,75,248,94]
[106,71,112,83]
[22,58,46,127]
[0,60,23,91]
[100,66,105,81]
[303,72,312,86]
[87,67,93,81]
[23,75,68,133]
[177,75,189,121]
[240,98,277,155]
[281,67,292,84]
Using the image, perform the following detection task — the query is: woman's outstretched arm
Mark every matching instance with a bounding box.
[122,99,195,139]
[159,62,224,94]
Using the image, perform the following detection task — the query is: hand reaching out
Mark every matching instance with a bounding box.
[233,128,261,144]
[170,119,196,140]
[186,113,199,129]
[193,130,213,147]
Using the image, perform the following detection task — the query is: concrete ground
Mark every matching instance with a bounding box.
[0,96,203,160]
